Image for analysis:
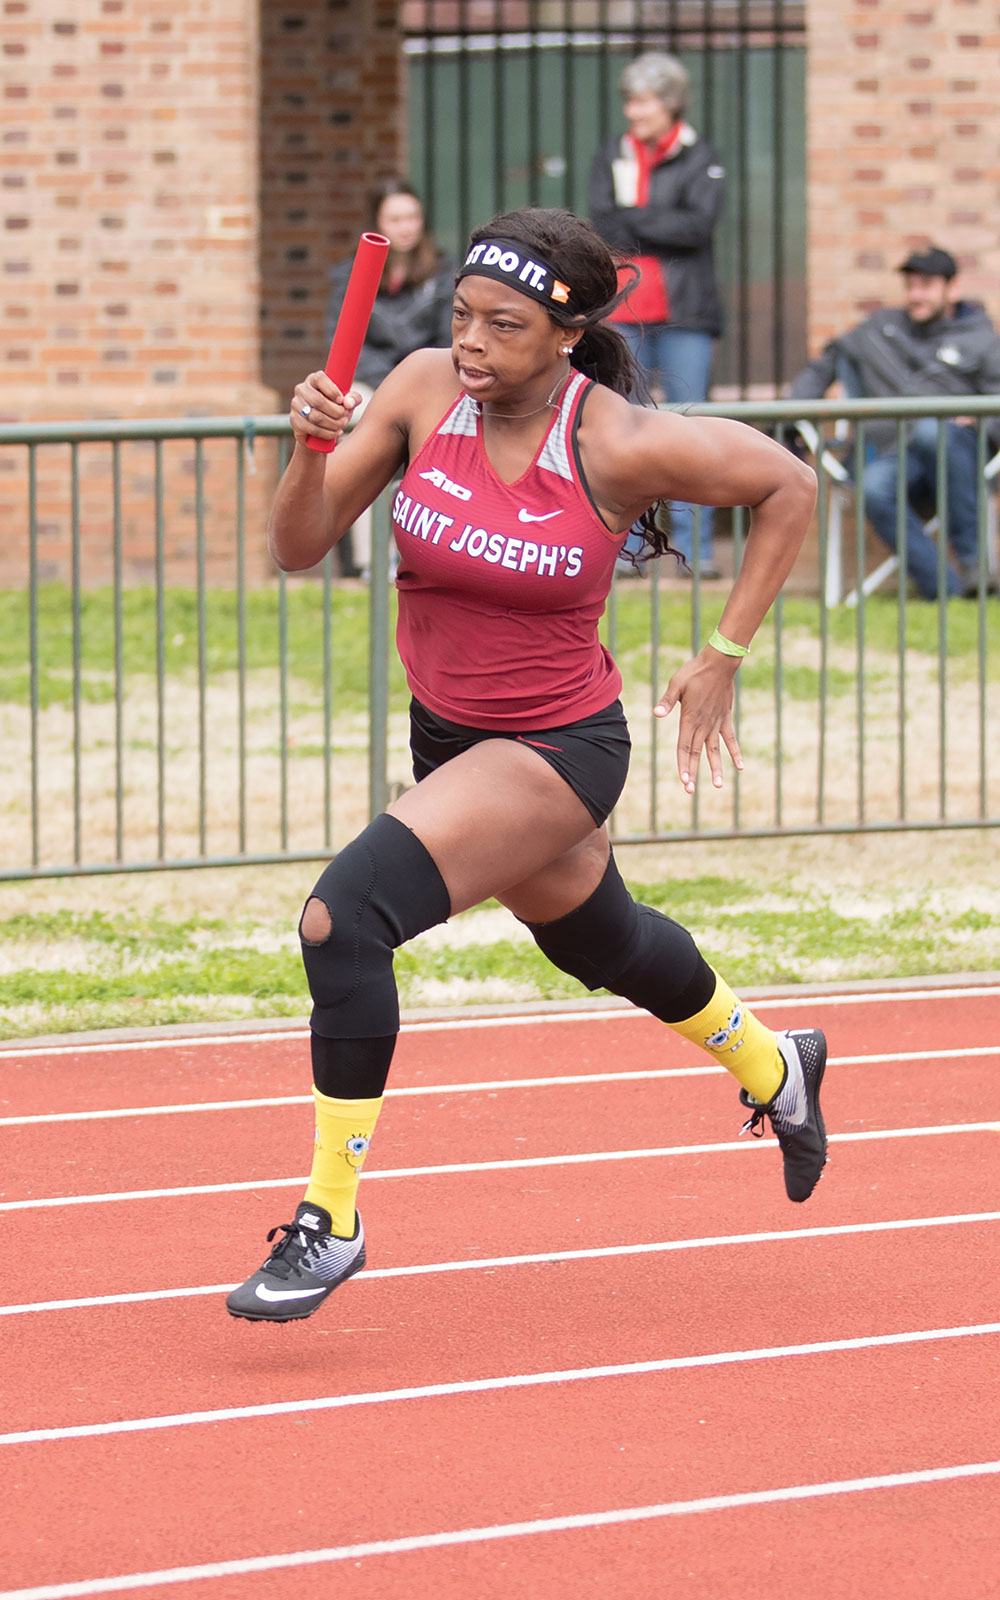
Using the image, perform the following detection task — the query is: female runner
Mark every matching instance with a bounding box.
[227,207,825,1322]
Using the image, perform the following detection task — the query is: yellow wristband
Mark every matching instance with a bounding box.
[708,626,750,658]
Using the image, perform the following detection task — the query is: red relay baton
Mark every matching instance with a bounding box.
[306,231,390,454]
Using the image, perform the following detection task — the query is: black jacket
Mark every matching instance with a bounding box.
[324,254,455,387]
[790,301,1000,403]
[790,300,1000,448]
[588,125,726,337]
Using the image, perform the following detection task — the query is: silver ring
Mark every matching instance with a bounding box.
[301,403,312,417]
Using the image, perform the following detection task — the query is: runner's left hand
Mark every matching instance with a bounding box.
[654,648,744,794]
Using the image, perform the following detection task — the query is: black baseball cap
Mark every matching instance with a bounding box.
[898,246,957,279]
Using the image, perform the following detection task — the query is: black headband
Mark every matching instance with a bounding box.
[456,238,575,313]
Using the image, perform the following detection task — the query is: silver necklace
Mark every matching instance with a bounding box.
[475,370,567,421]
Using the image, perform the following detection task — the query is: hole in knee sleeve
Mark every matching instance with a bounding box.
[299,896,333,946]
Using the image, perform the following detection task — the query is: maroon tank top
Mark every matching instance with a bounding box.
[393,371,626,729]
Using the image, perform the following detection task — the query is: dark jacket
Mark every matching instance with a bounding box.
[791,300,1000,402]
[790,300,1000,449]
[324,253,455,387]
[588,125,726,337]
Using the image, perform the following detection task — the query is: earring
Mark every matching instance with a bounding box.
[561,346,573,355]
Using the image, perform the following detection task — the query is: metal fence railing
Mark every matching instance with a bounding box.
[1,398,997,881]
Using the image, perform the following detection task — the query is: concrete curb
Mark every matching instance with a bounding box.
[3,970,999,1053]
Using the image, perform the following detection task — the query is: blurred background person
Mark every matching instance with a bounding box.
[324,178,455,577]
[589,50,726,576]
[789,245,1000,600]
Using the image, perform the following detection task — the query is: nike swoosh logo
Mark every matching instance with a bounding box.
[254,1283,326,1303]
[517,508,562,523]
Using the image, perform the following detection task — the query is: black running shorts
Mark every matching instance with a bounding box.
[408,696,631,827]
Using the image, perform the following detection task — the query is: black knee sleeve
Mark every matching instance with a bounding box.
[300,812,451,1040]
[309,1032,398,1101]
[524,852,716,1023]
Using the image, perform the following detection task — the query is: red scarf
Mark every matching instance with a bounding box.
[610,125,683,324]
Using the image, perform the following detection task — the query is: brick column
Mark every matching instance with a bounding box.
[259,0,405,405]
[804,1,1000,349]
[0,0,403,585]
[1,0,275,422]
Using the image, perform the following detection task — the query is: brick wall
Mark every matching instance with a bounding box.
[5,3,1000,584]
[0,0,402,585]
[259,0,404,406]
[0,0,276,421]
[804,0,1000,354]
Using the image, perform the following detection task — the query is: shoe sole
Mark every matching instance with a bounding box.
[226,1244,366,1323]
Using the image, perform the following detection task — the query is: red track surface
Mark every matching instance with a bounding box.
[2,986,999,1600]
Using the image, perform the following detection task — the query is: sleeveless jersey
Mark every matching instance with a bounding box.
[393,370,626,730]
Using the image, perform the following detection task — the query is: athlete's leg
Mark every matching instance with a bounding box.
[226,807,453,1322]
[502,843,827,1202]
[393,751,803,1206]
[388,735,601,912]
[291,809,451,1214]
[502,840,782,1100]
[228,741,602,1321]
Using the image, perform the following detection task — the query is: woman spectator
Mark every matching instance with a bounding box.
[589,52,726,576]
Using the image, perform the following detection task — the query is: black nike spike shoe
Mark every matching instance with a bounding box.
[739,1028,828,1202]
[226,1202,366,1322]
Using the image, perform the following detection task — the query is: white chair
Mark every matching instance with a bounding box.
[794,417,1000,607]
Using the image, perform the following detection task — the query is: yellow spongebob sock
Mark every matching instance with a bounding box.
[304,1088,383,1237]
[667,968,784,1103]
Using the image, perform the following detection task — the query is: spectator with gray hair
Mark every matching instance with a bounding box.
[589,50,727,575]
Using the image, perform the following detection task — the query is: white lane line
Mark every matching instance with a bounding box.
[1,984,996,1061]
[3,1458,999,1600]
[3,1321,999,1448]
[4,1045,997,1128]
[3,1209,999,1318]
[3,1121,999,1214]
[0,1095,315,1126]
[0,1027,316,1062]
[0,1067,716,1126]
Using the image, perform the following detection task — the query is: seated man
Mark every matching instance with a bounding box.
[790,245,1000,599]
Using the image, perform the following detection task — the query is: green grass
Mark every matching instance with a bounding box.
[2,862,998,1040]
[1,582,997,1038]
[0,583,405,709]
[2,583,994,715]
